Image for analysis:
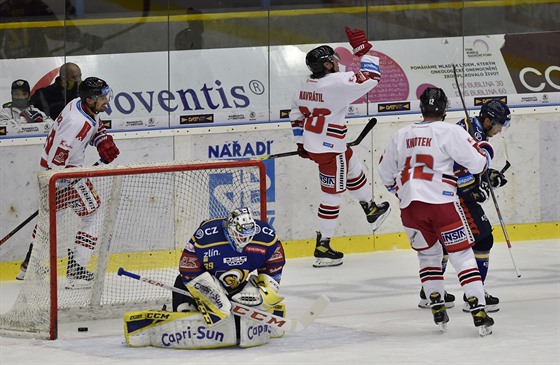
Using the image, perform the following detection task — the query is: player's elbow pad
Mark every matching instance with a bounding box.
[476,141,493,168]
[360,55,381,80]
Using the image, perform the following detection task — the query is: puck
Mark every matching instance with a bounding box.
[78,327,88,332]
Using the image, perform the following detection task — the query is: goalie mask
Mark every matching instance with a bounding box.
[420,87,448,120]
[225,207,256,252]
[480,100,511,129]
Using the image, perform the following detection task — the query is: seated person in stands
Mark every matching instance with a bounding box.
[0,79,53,126]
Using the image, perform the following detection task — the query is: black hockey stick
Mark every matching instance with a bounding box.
[450,62,520,278]
[117,267,330,333]
[258,117,377,160]
[0,161,102,246]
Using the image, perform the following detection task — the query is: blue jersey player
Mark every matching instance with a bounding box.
[418,100,511,312]
[172,207,286,312]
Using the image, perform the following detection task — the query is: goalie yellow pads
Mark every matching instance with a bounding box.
[124,310,274,349]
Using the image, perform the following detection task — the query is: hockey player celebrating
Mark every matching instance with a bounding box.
[16,77,120,283]
[289,26,390,268]
[417,99,511,311]
[378,87,495,336]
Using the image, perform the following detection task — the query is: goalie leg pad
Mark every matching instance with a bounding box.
[124,310,237,349]
[238,316,272,348]
[186,272,232,326]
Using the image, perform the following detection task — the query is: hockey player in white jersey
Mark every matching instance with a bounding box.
[17,77,120,284]
[378,87,494,336]
[290,26,390,268]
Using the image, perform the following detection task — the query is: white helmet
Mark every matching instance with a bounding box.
[226,207,256,252]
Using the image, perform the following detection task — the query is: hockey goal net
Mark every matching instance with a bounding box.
[0,160,266,339]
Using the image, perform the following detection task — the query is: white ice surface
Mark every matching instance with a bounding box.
[1,239,559,365]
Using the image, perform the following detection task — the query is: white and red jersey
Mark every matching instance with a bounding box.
[290,71,378,153]
[378,121,489,209]
[40,97,106,169]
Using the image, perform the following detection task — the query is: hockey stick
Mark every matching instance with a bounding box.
[258,117,377,160]
[448,60,521,278]
[117,267,330,333]
[0,161,102,246]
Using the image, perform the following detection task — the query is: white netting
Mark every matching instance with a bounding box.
[0,160,265,339]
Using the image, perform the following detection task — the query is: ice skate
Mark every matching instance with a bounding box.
[313,232,343,268]
[466,296,494,336]
[429,292,449,333]
[66,248,94,289]
[360,200,391,231]
[418,287,455,309]
[462,291,500,313]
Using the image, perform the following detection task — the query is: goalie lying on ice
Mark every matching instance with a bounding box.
[124,207,287,349]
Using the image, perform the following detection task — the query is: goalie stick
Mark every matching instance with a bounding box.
[447,56,521,278]
[0,161,102,246]
[117,267,330,333]
[258,117,377,160]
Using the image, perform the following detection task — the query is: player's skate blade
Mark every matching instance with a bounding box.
[313,257,343,268]
[370,207,391,232]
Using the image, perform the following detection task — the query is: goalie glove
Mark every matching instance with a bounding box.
[20,109,43,123]
[345,26,372,57]
[232,274,284,310]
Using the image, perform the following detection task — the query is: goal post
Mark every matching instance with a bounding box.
[0,160,267,340]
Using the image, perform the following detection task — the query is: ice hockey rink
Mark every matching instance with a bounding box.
[1,238,558,365]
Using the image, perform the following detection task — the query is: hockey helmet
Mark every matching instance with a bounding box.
[306,45,339,76]
[419,87,448,119]
[226,207,256,252]
[79,77,112,103]
[480,100,511,128]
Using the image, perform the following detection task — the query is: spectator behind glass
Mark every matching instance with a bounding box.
[0,79,53,127]
[31,62,82,119]
[0,0,103,59]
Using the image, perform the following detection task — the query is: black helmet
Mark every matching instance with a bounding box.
[79,77,112,102]
[306,45,337,77]
[480,100,511,128]
[11,79,30,94]
[420,87,448,119]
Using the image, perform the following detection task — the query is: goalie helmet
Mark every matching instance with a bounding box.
[306,45,338,78]
[79,77,112,103]
[225,207,256,252]
[419,87,448,119]
[480,100,511,128]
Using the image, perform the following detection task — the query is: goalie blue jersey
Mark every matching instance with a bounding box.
[179,218,285,296]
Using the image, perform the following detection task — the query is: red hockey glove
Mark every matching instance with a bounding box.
[345,26,372,57]
[297,143,310,159]
[20,109,44,123]
[96,134,120,163]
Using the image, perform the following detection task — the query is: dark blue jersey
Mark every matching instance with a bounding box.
[455,117,489,198]
[179,218,285,296]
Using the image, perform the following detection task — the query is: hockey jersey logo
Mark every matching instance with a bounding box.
[441,227,468,246]
[319,173,335,188]
[52,147,69,166]
[224,256,247,266]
